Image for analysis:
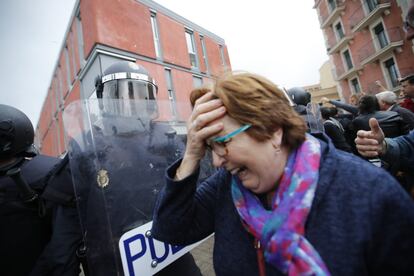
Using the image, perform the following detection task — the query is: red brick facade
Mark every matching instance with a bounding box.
[314,0,414,102]
[37,0,231,156]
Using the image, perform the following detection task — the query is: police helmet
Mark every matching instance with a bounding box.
[287,87,311,106]
[95,61,157,101]
[0,104,34,159]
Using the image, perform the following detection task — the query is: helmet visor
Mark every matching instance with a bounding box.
[102,79,157,101]
[101,79,158,118]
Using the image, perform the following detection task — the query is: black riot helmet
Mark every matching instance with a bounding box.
[95,61,158,119]
[287,87,311,106]
[95,61,157,102]
[0,104,35,159]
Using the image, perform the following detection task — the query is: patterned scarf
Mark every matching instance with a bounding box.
[231,134,330,275]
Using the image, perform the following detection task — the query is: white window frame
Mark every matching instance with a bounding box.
[380,55,401,89]
[326,0,337,13]
[219,45,226,66]
[165,68,177,119]
[333,17,345,42]
[349,76,361,94]
[70,32,78,79]
[199,34,209,73]
[341,47,354,71]
[64,46,72,89]
[76,11,85,67]
[185,28,199,69]
[369,18,389,51]
[150,11,162,59]
[362,0,379,15]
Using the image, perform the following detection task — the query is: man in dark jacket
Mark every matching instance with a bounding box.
[351,95,408,139]
[376,90,414,130]
[320,107,352,152]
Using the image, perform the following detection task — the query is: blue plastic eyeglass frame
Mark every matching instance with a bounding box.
[213,124,252,143]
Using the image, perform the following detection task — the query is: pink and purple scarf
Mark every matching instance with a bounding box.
[231,134,330,275]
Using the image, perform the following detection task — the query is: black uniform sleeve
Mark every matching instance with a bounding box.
[329,100,358,115]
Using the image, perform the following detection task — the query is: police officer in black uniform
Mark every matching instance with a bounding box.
[64,61,202,275]
[287,87,324,133]
[0,104,81,276]
[286,87,311,116]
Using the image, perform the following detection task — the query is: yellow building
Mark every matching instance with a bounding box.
[303,60,340,103]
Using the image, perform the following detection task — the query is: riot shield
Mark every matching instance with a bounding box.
[63,99,208,275]
[306,103,325,134]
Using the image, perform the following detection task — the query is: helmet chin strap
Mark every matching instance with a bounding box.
[0,156,24,175]
[0,157,39,205]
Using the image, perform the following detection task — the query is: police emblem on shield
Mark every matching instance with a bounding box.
[97,169,109,188]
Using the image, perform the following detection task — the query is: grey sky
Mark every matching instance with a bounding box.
[0,0,328,126]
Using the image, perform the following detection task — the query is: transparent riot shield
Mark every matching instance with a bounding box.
[63,99,209,275]
[306,103,325,134]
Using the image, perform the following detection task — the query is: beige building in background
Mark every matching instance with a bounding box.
[303,60,340,103]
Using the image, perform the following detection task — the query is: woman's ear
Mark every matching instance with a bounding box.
[270,128,283,153]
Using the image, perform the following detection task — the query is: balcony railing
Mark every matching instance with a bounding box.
[358,27,404,66]
[335,62,362,81]
[319,0,345,29]
[327,34,353,54]
[349,0,391,32]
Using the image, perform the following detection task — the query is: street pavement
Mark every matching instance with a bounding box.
[191,235,215,276]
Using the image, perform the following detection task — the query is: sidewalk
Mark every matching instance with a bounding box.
[191,235,215,276]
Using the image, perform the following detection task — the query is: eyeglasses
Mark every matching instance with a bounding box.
[206,124,251,156]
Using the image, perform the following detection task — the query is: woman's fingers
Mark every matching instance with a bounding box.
[191,93,223,119]
[191,106,226,131]
[184,93,226,161]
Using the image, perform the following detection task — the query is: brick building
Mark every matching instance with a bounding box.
[314,0,414,103]
[36,0,231,157]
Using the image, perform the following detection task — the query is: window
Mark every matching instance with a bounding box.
[185,29,198,69]
[70,33,78,78]
[55,75,62,108]
[200,35,209,72]
[350,78,361,93]
[219,45,226,66]
[343,49,353,70]
[165,68,177,119]
[64,46,71,89]
[334,22,345,40]
[193,76,203,88]
[76,12,85,66]
[55,119,62,155]
[58,68,64,100]
[373,22,388,49]
[150,12,162,59]
[384,58,399,88]
[327,0,336,12]
[365,0,378,13]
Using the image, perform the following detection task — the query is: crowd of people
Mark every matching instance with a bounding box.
[2,1,414,275]
[319,74,414,195]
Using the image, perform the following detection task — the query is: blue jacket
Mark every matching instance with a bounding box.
[152,135,414,275]
[384,131,414,173]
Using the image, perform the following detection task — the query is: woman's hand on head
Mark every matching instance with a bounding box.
[175,92,226,180]
[185,92,226,162]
